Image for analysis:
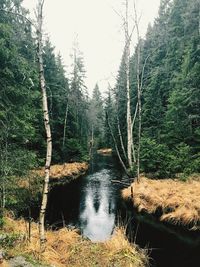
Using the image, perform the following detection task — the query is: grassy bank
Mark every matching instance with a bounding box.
[122,176,200,230]
[97,148,112,155]
[1,216,148,267]
[34,162,89,183]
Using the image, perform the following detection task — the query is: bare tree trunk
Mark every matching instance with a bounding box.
[134,2,141,182]
[91,124,94,147]
[37,0,52,248]
[106,112,129,176]
[117,113,127,161]
[89,125,94,157]
[2,131,9,212]
[2,178,5,210]
[131,102,138,163]
[62,99,69,150]
[116,94,127,161]
[125,0,133,170]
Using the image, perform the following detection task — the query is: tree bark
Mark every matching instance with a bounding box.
[116,94,127,161]
[134,2,141,182]
[125,0,133,170]
[37,0,52,248]
[117,113,127,161]
[106,112,128,176]
[62,99,69,150]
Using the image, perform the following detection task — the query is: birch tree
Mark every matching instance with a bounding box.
[36,0,52,247]
[125,0,134,170]
[134,2,142,182]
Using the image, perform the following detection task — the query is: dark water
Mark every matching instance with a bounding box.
[47,154,200,267]
[47,154,123,241]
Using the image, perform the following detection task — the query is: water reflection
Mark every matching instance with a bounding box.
[79,169,116,241]
[46,154,122,240]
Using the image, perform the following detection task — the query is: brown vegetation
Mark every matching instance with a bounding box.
[34,162,89,181]
[122,176,200,229]
[97,148,112,155]
[2,217,148,267]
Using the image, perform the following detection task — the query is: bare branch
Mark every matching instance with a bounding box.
[106,111,129,176]
[0,9,36,29]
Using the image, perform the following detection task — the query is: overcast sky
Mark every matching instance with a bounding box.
[22,0,160,94]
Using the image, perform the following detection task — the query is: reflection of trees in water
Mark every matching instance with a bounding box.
[46,179,82,228]
[93,185,100,213]
[79,169,116,241]
[46,155,122,237]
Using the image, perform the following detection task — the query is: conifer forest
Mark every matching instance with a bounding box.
[0,0,200,267]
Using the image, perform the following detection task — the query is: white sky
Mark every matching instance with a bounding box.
[22,0,160,94]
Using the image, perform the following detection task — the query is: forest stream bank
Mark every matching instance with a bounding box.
[0,157,148,267]
[122,175,200,229]
[33,162,89,185]
[0,215,147,267]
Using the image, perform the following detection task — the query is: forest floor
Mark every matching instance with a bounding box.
[0,216,148,267]
[122,175,200,230]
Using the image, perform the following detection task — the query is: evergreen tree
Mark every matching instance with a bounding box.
[88,84,104,148]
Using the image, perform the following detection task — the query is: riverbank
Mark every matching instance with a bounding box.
[1,216,148,267]
[97,148,112,155]
[18,162,89,190]
[34,162,89,184]
[122,176,200,230]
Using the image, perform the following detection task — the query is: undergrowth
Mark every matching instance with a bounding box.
[0,216,148,267]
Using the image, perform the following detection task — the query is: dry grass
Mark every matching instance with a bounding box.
[97,148,112,155]
[1,217,148,267]
[122,176,200,229]
[33,162,88,180]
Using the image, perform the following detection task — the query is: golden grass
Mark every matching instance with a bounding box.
[33,162,89,180]
[2,217,148,267]
[122,176,200,229]
[97,148,112,155]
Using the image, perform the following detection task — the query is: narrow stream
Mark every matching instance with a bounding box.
[47,154,200,267]
[47,154,123,240]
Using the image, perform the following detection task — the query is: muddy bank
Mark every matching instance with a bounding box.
[122,176,200,230]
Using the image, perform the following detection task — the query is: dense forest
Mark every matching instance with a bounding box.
[0,0,199,220]
[0,0,200,222]
[0,0,200,266]
[109,0,200,178]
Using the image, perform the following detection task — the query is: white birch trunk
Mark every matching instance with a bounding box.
[134,2,141,182]
[107,112,128,175]
[62,100,69,150]
[125,0,133,170]
[37,0,52,247]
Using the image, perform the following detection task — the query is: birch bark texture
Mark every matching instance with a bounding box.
[37,0,52,247]
[134,2,141,182]
[125,0,133,170]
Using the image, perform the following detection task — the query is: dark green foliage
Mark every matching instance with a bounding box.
[0,209,4,228]
[65,138,89,162]
[104,87,113,148]
[140,137,170,177]
[88,84,104,148]
[0,0,90,216]
[112,0,200,178]
[0,232,20,248]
